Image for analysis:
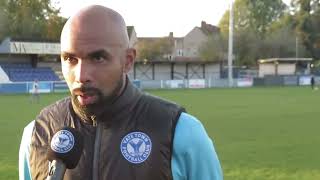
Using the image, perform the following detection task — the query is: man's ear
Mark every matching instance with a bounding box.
[123,48,136,73]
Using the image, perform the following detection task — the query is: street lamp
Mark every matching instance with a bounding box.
[228,0,234,87]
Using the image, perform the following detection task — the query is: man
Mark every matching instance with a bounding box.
[310,76,315,90]
[19,5,222,180]
[30,79,39,103]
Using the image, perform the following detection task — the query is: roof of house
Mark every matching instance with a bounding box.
[138,37,161,41]
[200,21,220,35]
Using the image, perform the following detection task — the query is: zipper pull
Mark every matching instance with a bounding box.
[91,115,97,127]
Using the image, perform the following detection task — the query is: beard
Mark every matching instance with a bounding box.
[71,76,124,119]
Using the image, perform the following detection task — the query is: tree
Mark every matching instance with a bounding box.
[218,0,289,66]
[199,33,227,62]
[0,5,7,40]
[233,29,261,66]
[46,14,67,41]
[219,0,287,38]
[137,37,173,61]
[264,14,309,58]
[218,0,251,37]
[218,0,262,66]
[291,0,320,59]
[246,0,287,37]
[0,0,65,41]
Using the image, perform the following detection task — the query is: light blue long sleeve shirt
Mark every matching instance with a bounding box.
[19,112,223,180]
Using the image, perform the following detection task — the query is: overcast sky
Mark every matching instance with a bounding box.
[55,0,291,37]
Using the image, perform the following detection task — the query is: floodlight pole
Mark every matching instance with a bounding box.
[295,36,299,60]
[228,0,234,87]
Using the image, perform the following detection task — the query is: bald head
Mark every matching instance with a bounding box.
[60,5,136,107]
[61,5,129,51]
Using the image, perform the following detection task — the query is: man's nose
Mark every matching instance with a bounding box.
[74,60,91,83]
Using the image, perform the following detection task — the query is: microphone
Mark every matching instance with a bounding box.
[46,127,84,180]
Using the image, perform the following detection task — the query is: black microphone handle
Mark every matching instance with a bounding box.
[46,159,66,180]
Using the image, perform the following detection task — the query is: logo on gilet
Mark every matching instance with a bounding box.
[120,131,152,164]
[50,130,75,153]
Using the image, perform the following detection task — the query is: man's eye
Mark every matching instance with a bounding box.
[92,55,106,62]
[63,56,77,64]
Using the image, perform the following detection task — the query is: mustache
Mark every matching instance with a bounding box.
[72,86,101,96]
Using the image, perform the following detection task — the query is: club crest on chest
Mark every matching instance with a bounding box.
[120,131,152,164]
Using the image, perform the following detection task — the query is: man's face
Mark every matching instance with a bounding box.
[61,24,127,114]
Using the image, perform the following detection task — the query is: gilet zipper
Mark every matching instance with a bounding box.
[92,115,102,180]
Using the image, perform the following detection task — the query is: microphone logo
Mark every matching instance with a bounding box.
[51,130,75,153]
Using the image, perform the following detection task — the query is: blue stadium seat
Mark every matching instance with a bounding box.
[1,63,60,82]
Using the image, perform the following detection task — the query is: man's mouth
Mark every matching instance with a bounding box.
[77,93,98,106]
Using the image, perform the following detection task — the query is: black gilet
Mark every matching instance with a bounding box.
[29,81,185,180]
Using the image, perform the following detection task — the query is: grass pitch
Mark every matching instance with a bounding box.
[0,87,319,180]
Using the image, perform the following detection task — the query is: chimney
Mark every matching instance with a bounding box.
[169,32,173,39]
[201,21,206,28]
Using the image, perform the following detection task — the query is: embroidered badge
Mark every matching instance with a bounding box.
[120,131,152,164]
[51,130,75,153]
